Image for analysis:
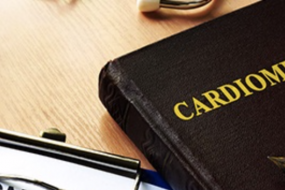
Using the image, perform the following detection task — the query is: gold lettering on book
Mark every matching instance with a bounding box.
[174,61,285,121]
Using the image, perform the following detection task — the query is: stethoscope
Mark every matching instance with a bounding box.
[137,0,212,12]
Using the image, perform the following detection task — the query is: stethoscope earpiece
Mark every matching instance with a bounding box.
[137,0,212,12]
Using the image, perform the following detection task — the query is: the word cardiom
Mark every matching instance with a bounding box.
[174,60,285,120]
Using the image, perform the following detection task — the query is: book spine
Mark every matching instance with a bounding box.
[99,63,203,190]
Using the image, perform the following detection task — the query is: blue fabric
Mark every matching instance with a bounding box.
[140,169,172,190]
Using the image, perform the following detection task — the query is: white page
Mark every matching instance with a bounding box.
[0,146,167,190]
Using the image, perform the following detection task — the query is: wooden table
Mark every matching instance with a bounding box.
[0,0,259,169]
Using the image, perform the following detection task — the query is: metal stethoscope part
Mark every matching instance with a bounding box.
[137,0,212,12]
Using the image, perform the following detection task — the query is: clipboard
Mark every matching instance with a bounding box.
[0,129,150,190]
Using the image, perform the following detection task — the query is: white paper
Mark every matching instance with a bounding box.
[0,146,167,190]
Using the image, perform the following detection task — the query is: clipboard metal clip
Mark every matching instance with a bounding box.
[0,128,141,190]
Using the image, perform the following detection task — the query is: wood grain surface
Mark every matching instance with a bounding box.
[0,0,259,169]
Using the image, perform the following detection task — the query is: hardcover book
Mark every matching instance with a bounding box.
[99,1,285,189]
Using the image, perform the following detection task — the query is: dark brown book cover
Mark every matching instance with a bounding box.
[99,1,285,189]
